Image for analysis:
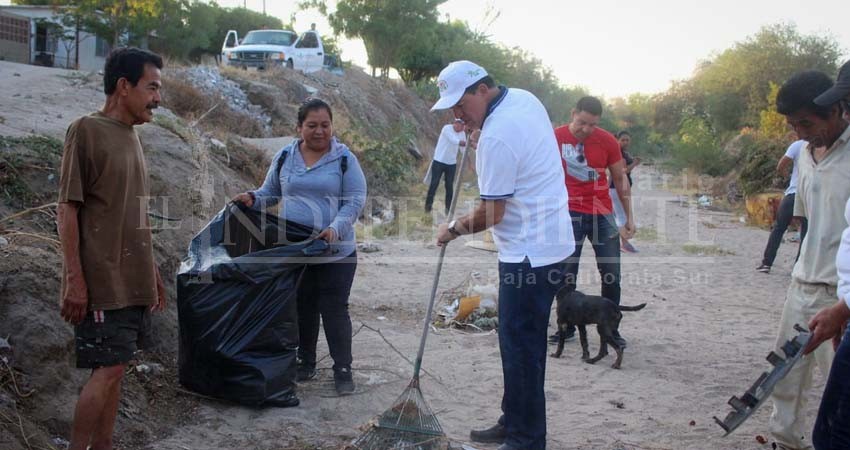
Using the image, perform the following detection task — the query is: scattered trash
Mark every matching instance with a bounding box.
[52,437,70,449]
[787,233,801,243]
[0,237,8,247]
[698,195,711,207]
[358,242,381,253]
[135,363,164,376]
[689,420,696,426]
[756,435,767,444]
[377,316,387,321]
[435,272,500,331]
[0,336,11,356]
[442,298,459,319]
[13,73,21,77]
[472,316,498,329]
[456,296,481,321]
[209,138,226,150]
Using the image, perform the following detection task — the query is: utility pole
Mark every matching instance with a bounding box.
[263,0,266,15]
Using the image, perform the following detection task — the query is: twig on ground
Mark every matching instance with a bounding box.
[0,358,35,398]
[315,322,446,387]
[0,203,57,223]
[191,101,222,128]
[0,231,61,248]
[172,386,219,402]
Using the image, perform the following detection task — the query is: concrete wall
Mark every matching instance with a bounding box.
[0,10,30,65]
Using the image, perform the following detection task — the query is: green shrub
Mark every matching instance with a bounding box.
[738,133,787,195]
[339,121,418,196]
[667,117,734,176]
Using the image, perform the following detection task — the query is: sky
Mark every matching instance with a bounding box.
[219,0,849,98]
[4,0,847,97]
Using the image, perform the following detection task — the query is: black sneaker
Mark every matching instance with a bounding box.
[470,423,507,444]
[296,363,317,382]
[334,366,355,395]
[756,264,771,274]
[548,329,576,344]
[265,392,300,408]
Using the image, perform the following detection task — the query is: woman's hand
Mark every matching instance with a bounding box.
[317,227,338,243]
[232,192,254,208]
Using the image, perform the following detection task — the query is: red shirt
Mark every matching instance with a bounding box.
[554,126,622,214]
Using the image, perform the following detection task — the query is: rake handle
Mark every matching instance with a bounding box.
[413,139,470,379]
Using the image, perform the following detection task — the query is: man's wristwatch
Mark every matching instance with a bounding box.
[448,220,462,237]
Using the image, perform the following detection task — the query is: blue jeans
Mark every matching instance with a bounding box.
[563,212,621,303]
[497,259,565,450]
[813,326,850,449]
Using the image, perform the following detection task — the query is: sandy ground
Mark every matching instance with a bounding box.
[141,168,823,450]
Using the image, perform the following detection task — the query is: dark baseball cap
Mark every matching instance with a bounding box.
[814,60,850,106]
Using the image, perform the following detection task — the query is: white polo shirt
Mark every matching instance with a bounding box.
[433,124,466,165]
[476,88,575,267]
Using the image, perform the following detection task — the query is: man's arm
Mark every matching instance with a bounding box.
[803,300,850,354]
[436,199,506,245]
[57,201,88,324]
[776,155,793,176]
[152,266,167,312]
[610,159,635,238]
[625,156,641,174]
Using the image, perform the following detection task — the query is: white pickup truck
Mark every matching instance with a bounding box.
[220,29,325,72]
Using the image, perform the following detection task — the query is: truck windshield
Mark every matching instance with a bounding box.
[241,31,296,46]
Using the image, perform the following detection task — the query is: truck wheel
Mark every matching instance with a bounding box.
[286,59,294,69]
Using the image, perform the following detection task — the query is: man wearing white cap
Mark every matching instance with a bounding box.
[433,60,574,450]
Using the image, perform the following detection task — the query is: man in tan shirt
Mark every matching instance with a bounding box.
[768,70,850,450]
[57,47,166,450]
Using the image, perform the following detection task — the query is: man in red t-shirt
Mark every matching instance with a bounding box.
[553,96,635,345]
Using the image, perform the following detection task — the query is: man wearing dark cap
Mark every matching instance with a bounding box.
[797,59,850,450]
[767,68,850,450]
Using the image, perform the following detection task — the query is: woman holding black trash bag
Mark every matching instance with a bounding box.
[233,98,367,396]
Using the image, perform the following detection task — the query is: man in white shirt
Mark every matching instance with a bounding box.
[756,136,808,274]
[799,59,850,450]
[433,60,574,450]
[425,118,466,214]
[767,69,850,450]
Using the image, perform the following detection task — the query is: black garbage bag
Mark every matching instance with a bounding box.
[176,203,329,406]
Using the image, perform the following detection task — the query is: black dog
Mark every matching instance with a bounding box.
[551,288,646,369]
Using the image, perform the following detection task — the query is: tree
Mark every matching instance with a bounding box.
[688,23,840,134]
[151,0,221,61]
[328,0,445,78]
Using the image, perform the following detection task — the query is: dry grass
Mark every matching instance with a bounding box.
[681,243,736,256]
[160,75,265,138]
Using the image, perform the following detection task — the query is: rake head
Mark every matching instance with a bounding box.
[348,378,447,450]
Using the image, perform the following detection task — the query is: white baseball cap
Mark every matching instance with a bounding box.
[430,61,488,111]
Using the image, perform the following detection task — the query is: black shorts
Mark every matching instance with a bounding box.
[74,306,151,369]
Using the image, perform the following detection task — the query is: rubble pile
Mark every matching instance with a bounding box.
[171,65,272,130]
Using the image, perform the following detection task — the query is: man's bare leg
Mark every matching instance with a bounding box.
[70,365,126,450]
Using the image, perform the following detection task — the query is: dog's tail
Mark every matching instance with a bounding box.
[619,303,647,312]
